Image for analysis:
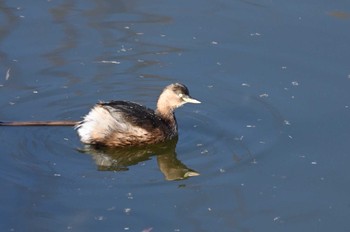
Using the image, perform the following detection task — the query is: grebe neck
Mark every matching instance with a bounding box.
[155,103,177,133]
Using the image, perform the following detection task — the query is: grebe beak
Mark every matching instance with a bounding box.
[182,96,201,104]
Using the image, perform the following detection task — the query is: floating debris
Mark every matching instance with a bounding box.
[246,124,256,128]
[95,216,104,221]
[241,83,250,87]
[250,32,261,36]
[284,120,291,125]
[291,81,299,86]
[124,208,131,215]
[126,192,133,200]
[211,41,218,45]
[5,68,10,80]
[142,228,153,232]
[259,93,269,98]
[99,60,121,64]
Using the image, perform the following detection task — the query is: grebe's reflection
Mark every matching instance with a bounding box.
[80,138,199,181]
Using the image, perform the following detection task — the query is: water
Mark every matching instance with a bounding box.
[1,0,350,231]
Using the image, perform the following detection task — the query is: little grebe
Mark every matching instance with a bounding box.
[75,83,200,147]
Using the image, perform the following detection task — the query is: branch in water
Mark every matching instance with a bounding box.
[0,121,78,126]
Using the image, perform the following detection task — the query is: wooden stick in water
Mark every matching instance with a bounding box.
[0,121,78,126]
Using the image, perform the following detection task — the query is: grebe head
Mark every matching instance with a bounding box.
[156,83,200,116]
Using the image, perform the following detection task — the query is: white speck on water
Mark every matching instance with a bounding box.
[311,161,317,165]
[67,226,73,230]
[320,177,325,181]
[193,36,197,40]
[124,26,130,29]
[99,60,120,64]
[241,83,250,87]
[211,41,218,45]
[216,62,222,66]
[219,168,225,173]
[107,206,116,211]
[291,81,299,86]
[250,32,261,36]
[288,135,293,139]
[174,229,181,232]
[160,34,166,37]
[201,149,208,154]
[142,227,153,232]
[273,216,280,222]
[136,32,144,35]
[196,143,203,147]
[234,136,244,141]
[53,173,61,177]
[259,141,266,144]
[120,45,127,52]
[127,192,133,200]
[5,68,10,80]
[281,66,287,69]
[124,227,130,231]
[284,120,291,125]
[246,124,256,128]
[345,105,349,109]
[208,207,212,211]
[207,85,214,88]
[33,90,38,94]
[63,138,69,141]
[259,93,269,98]
[9,101,15,105]
[241,183,245,186]
[251,159,258,164]
[124,208,131,214]
[95,216,104,221]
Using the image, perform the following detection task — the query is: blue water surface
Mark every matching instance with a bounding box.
[1,0,350,231]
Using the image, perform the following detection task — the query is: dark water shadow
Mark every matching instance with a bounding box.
[78,137,199,181]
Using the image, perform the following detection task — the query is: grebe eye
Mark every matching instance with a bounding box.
[178,93,183,98]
